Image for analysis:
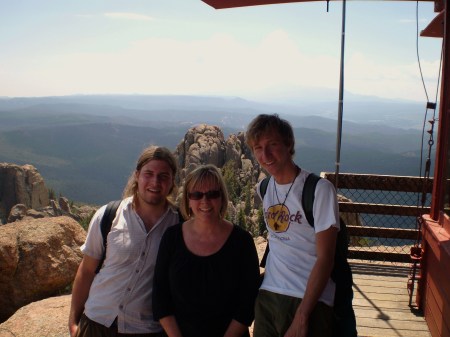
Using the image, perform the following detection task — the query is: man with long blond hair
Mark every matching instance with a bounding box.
[69,146,182,337]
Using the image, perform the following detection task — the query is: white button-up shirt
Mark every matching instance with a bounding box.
[81,197,181,334]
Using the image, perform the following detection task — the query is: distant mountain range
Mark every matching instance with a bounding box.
[0,94,435,205]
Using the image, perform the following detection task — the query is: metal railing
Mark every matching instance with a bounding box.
[322,173,433,263]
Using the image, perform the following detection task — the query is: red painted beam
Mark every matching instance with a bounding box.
[202,0,318,9]
[202,0,436,9]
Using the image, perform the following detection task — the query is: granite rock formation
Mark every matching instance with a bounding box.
[0,216,86,322]
[0,163,50,224]
[0,295,71,337]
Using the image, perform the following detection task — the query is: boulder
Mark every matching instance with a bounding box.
[0,163,50,224]
[184,124,226,172]
[0,295,70,337]
[174,124,260,189]
[6,204,27,223]
[59,196,71,213]
[0,216,86,322]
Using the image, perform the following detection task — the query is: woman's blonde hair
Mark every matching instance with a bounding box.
[180,164,229,220]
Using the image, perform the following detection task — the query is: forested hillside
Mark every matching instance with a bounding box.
[0,95,434,204]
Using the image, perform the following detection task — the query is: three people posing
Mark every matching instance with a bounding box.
[70,113,345,337]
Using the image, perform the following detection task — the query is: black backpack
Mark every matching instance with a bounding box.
[95,200,122,274]
[95,200,184,274]
[259,173,357,337]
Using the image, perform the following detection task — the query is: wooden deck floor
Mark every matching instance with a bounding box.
[351,261,431,337]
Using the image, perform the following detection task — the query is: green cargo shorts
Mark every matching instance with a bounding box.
[253,289,334,337]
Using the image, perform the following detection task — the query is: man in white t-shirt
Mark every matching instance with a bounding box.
[69,146,182,337]
[246,114,339,337]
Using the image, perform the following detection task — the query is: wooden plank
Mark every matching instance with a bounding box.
[357,326,431,337]
[353,297,412,310]
[353,276,409,288]
[426,277,450,337]
[352,285,406,296]
[352,296,411,308]
[350,262,411,278]
[348,249,410,262]
[424,303,441,337]
[339,202,430,216]
[347,225,419,239]
[323,173,433,193]
[351,262,431,337]
[357,316,431,331]
[355,307,429,322]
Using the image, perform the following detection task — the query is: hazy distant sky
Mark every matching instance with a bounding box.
[0,0,443,102]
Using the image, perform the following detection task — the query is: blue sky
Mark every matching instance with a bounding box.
[0,0,443,102]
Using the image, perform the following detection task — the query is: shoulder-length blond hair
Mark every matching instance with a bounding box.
[122,146,178,205]
[180,164,229,220]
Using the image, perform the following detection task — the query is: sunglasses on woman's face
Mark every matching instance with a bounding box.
[188,190,221,200]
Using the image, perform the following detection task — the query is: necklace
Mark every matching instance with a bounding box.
[273,166,301,207]
[271,166,301,231]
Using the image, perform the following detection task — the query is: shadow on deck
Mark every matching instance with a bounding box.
[352,261,430,337]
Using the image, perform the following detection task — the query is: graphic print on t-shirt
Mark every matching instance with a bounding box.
[266,203,291,232]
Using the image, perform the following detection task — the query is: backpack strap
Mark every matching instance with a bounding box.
[302,173,321,227]
[259,176,270,198]
[95,201,184,274]
[95,200,121,274]
[258,176,270,268]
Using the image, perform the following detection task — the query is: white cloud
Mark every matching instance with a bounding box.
[344,51,441,101]
[75,14,95,19]
[0,29,438,101]
[104,12,153,21]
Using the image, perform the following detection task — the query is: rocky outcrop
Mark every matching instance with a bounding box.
[175,124,260,186]
[0,295,70,337]
[175,124,227,181]
[174,124,262,231]
[175,124,258,178]
[2,188,95,226]
[0,216,86,322]
[6,204,28,223]
[0,163,50,224]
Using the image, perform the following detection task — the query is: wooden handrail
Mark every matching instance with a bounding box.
[339,202,430,216]
[319,173,433,263]
[323,173,433,193]
[347,225,419,240]
[348,249,410,263]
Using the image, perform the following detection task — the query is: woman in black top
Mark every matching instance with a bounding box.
[153,164,260,337]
